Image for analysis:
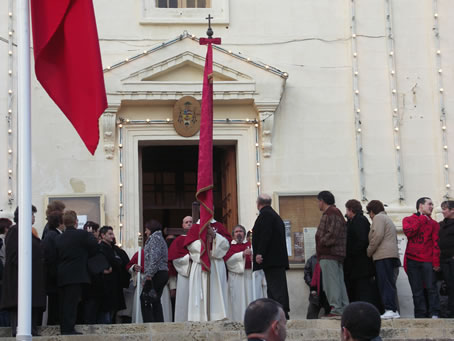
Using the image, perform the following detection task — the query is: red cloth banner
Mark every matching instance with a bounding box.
[31,0,107,155]
[196,37,221,272]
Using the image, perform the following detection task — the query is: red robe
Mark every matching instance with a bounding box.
[183,221,232,271]
[224,241,252,269]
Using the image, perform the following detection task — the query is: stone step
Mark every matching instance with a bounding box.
[0,319,452,340]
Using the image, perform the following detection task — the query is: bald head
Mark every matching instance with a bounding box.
[257,194,272,210]
[182,216,193,230]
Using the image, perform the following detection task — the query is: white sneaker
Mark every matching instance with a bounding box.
[381,310,400,319]
[432,315,439,319]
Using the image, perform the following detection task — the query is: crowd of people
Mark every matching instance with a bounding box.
[0,190,452,337]
[306,191,454,321]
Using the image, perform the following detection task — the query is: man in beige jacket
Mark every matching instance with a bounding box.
[366,200,400,319]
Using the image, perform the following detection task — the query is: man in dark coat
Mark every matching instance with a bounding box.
[55,210,98,335]
[0,205,46,337]
[252,194,290,319]
[42,210,65,325]
[97,226,125,323]
[344,199,382,312]
[439,200,454,318]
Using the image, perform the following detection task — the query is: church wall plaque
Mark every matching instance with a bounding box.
[173,96,201,137]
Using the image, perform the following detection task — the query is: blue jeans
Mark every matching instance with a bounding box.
[406,258,439,317]
[375,258,399,311]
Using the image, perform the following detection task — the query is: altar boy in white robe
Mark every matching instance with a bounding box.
[224,225,253,321]
[183,219,232,321]
[168,216,193,322]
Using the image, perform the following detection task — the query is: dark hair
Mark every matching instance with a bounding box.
[244,298,282,335]
[145,219,163,234]
[83,221,100,232]
[341,302,381,341]
[416,197,431,211]
[232,224,246,237]
[46,200,65,218]
[99,225,113,236]
[13,205,37,223]
[441,200,454,210]
[345,199,363,215]
[366,200,385,215]
[0,218,13,234]
[257,194,272,207]
[317,191,335,205]
[63,210,77,227]
[47,211,63,230]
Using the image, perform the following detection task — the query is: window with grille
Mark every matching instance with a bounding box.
[142,0,227,24]
[156,0,211,8]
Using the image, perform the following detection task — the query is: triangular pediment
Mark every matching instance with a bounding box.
[123,51,252,83]
[142,60,235,82]
[104,34,286,107]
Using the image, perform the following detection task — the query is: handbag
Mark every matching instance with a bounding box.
[141,279,159,307]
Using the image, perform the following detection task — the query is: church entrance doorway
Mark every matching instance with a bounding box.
[140,144,238,234]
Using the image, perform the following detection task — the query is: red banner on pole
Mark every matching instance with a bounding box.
[31,0,107,155]
[196,37,221,272]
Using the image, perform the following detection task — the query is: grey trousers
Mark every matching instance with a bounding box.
[320,259,349,315]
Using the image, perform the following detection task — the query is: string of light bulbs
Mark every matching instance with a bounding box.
[6,2,14,206]
[350,0,367,201]
[103,31,288,79]
[385,0,405,202]
[432,0,451,198]
[115,118,261,246]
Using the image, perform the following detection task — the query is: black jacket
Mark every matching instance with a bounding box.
[55,226,98,287]
[344,213,375,281]
[439,218,454,261]
[98,241,127,311]
[252,205,289,271]
[42,228,62,294]
[0,225,46,310]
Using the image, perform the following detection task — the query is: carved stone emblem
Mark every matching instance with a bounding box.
[173,96,201,137]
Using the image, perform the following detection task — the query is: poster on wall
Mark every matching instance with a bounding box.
[293,231,304,262]
[284,220,292,256]
[303,227,317,262]
[77,215,87,229]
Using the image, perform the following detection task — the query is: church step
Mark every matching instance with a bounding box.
[0,319,452,340]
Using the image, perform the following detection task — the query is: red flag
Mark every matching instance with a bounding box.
[31,0,107,155]
[196,37,221,272]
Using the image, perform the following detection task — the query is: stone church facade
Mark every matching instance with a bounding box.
[1,0,453,318]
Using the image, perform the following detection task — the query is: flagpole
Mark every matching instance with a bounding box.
[17,0,32,339]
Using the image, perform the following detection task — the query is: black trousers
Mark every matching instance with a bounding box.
[58,284,82,333]
[47,292,59,325]
[441,258,454,318]
[263,267,290,319]
[345,277,384,313]
[141,270,169,323]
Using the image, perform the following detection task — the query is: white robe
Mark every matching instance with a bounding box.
[161,282,173,322]
[225,244,253,322]
[173,253,191,322]
[253,269,268,300]
[187,233,230,321]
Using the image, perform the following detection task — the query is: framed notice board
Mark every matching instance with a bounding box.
[44,194,105,228]
[275,193,322,264]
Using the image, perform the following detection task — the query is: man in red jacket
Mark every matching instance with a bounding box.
[402,197,440,318]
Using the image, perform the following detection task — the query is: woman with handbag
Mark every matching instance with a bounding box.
[143,220,169,322]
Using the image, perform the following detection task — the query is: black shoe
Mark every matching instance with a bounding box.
[61,330,82,335]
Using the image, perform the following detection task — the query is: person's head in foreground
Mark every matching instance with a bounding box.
[244,298,287,341]
[341,302,382,341]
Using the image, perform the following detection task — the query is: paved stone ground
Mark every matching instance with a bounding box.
[0,318,452,340]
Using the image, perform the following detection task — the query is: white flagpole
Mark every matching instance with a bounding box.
[16,0,32,339]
